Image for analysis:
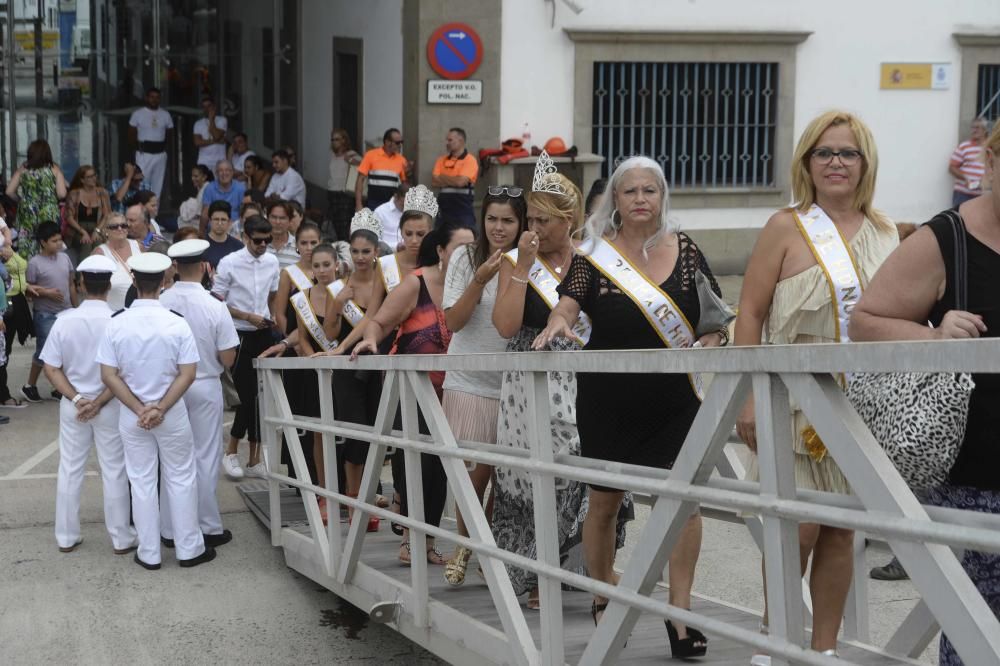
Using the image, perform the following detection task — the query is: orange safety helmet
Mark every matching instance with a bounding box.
[543,137,569,156]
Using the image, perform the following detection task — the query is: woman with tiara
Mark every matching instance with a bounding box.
[491,153,630,610]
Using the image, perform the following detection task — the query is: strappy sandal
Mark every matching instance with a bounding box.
[444,546,473,586]
[426,546,447,565]
[399,541,447,565]
[591,599,608,626]
[527,587,540,610]
[390,496,403,536]
[375,494,390,509]
[665,619,708,659]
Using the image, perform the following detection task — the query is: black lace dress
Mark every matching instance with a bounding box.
[557,233,721,476]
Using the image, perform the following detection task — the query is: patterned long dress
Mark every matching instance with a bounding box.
[14,167,60,259]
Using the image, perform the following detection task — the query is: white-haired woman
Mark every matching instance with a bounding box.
[534,156,726,658]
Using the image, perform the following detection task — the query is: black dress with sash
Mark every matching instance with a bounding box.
[557,233,721,473]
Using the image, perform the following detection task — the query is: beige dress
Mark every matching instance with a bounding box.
[749,217,899,492]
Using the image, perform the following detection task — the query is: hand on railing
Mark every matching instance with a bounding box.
[259,342,289,358]
[350,339,378,360]
[311,347,344,358]
[531,316,572,350]
[935,310,987,339]
[736,397,757,452]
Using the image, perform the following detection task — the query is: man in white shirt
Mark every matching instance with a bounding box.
[128,87,173,198]
[265,200,299,269]
[193,96,228,176]
[373,185,407,250]
[212,215,280,480]
[41,255,137,555]
[264,149,306,206]
[97,252,212,570]
[160,239,239,549]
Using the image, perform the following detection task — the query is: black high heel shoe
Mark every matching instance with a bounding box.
[390,495,404,536]
[665,619,708,659]
[591,600,608,626]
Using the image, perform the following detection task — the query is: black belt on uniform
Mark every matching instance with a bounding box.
[138,141,166,154]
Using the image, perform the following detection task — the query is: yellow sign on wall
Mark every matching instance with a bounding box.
[880,63,951,90]
[13,31,59,52]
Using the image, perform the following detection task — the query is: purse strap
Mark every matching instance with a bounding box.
[942,210,968,311]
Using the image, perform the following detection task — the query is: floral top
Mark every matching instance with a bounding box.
[15,167,61,259]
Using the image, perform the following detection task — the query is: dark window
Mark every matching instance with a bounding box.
[977,63,1000,122]
[592,62,778,188]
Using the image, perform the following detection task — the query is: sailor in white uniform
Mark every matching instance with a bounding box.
[41,255,137,554]
[96,252,214,569]
[159,239,239,548]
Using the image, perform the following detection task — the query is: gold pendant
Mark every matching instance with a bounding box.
[801,426,828,463]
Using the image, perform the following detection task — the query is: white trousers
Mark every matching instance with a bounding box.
[161,377,224,537]
[121,401,204,564]
[135,151,167,198]
[55,398,136,550]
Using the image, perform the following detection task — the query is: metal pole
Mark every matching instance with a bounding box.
[34,0,42,137]
[272,0,280,146]
[7,0,16,170]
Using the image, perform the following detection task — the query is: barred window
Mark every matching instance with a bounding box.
[977,63,1000,122]
[592,62,779,189]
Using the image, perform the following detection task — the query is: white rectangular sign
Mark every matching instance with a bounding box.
[427,79,482,104]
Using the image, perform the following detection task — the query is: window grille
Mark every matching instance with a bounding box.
[592,62,779,189]
[977,64,1000,122]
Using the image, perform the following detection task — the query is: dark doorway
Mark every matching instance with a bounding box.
[333,37,363,148]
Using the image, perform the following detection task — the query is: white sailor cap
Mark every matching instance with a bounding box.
[76,255,116,274]
[167,238,210,263]
[127,252,172,275]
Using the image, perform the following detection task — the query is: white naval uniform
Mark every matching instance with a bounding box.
[129,106,173,197]
[158,281,239,538]
[95,300,203,565]
[39,300,136,552]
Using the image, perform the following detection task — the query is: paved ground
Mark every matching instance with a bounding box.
[0,280,941,664]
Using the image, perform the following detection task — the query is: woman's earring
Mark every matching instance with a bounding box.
[611,208,622,229]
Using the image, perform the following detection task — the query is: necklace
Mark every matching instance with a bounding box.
[544,248,572,275]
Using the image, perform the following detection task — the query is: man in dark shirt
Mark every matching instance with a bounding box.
[203,201,244,269]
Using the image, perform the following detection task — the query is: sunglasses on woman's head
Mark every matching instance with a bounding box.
[487,186,524,197]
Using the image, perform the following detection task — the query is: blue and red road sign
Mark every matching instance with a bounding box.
[427,23,483,80]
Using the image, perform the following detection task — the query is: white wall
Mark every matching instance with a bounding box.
[501,0,1000,227]
[299,0,403,189]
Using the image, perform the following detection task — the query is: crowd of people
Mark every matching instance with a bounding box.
[0,85,997,665]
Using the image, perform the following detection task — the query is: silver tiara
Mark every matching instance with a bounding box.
[403,184,439,218]
[532,149,568,196]
[349,208,382,240]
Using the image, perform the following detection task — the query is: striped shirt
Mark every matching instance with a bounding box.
[950,140,986,195]
[358,148,408,210]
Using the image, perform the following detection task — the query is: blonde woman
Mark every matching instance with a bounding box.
[92,212,143,311]
[492,159,628,610]
[734,111,899,661]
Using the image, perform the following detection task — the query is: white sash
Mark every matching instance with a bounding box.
[284,264,313,293]
[327,279,365,328]
[504,248,592,346]
[379,254,402,294]
[583,237,704,400]
[290,291,338,352]
[792,204,863,344]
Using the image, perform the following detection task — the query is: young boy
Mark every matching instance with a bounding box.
[23,221,77,402]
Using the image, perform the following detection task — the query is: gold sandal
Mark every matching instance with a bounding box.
[444,547,473,586]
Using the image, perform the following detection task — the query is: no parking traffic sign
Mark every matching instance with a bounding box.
[426,22,483,80]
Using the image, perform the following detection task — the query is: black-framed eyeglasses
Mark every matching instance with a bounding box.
[810,148,864,166]
[105,223,128,231]
[248,235,272,245]
[390,140,403,146]
[487,186,524,197]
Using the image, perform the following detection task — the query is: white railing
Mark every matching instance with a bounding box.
[256,340,1000,666]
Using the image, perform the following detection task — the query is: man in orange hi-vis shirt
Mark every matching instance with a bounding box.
[431,127,479,229]
[355,128,409,212]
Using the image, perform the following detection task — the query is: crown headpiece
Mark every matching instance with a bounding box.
[349,208,382,240]
[403,184,439,218]
[531,149,569,196]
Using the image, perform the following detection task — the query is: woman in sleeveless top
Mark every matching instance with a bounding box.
[319,221,384,531]
[440,188,527,587]
[735,111,899,661]
[272,223,321,334]
[5,139,66,259]
[352,223,474,565]
[92,212,143,311]
[851,121,1000,666]
[64,165,112,265]
[492,172,630,610]
[535,157,724,657]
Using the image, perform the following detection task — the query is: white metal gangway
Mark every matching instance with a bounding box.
[253,339,1000,666]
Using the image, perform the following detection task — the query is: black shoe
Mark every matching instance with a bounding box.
[160,536,175,548]
[870,556,909,581]
[665,619,708,658]
[50,389,61,400]
[179,546,217,568]
[134,553,161,570]
[203,530,232,548]
[20,385,42,403]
